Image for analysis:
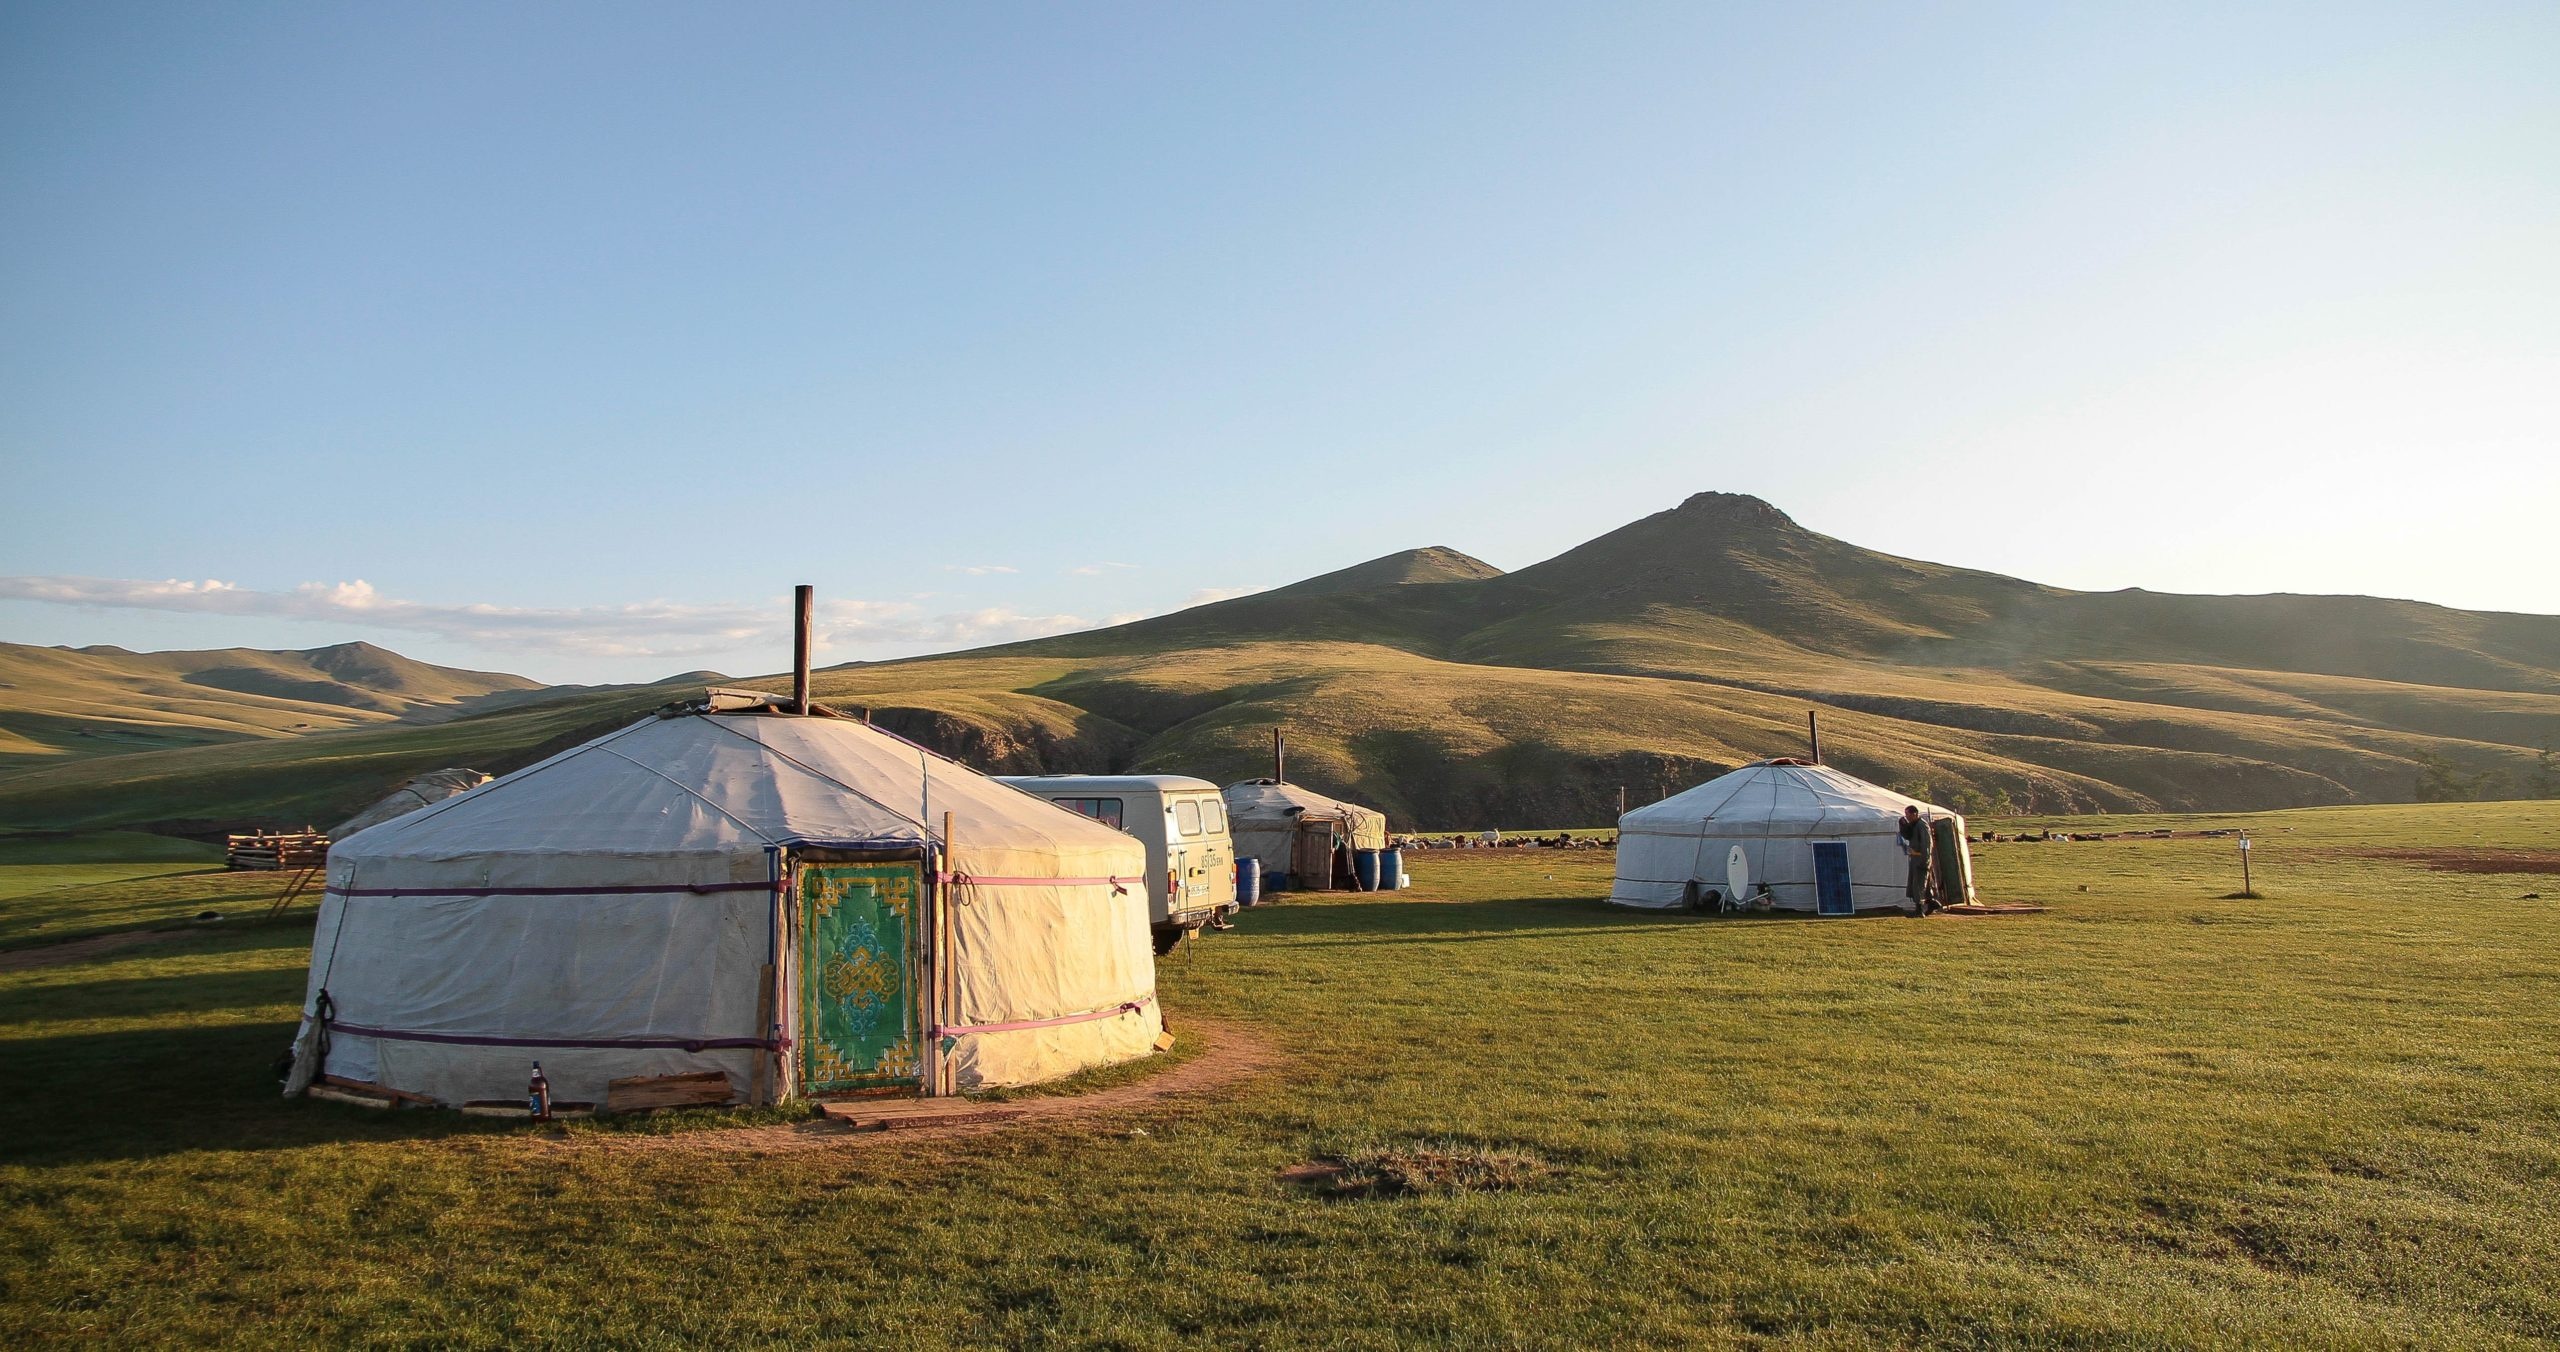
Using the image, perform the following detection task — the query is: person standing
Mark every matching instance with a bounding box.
[1898,805,1936,914]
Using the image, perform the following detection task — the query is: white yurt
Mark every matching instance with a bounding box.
[329,767,491,838]
[286,691,1161,1110]
[1222,778,1388,890]
[1609,759,1972,916]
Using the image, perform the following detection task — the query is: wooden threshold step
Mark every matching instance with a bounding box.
[813,1097,1028,1131]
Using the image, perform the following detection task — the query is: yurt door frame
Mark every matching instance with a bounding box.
[787,848,932,1095]
[1291,821,1338,891]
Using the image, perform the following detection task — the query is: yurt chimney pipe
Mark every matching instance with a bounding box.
[1273,727,1285,784]
[792,585,814,716]
[1808,710,1822,764]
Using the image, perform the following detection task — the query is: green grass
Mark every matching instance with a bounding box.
[0,834,277,948]
[0,832,225,909]
[3,802,2557,1346]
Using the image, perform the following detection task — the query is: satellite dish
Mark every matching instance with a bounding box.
[1726,845,1749,904]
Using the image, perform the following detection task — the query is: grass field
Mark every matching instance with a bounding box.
[3,802,2556,1347]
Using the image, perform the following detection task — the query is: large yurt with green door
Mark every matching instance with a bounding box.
[284,690,1161,1110]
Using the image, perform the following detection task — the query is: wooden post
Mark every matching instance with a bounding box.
[937,811,957,1097]
[792,584,814,716]
[1808,710,1822,764]
[750,964,775,1105]
[2240,832,2253,896]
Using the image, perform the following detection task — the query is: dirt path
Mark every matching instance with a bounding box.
[0,928,193,972]
[555,1019,1285,1158]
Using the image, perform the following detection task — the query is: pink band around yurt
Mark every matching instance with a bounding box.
[932,992,1154,1037]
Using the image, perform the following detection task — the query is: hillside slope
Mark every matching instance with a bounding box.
[4,493,2553,831]
[0,641,543,763]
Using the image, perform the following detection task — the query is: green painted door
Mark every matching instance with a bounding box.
[799,862,923,1092]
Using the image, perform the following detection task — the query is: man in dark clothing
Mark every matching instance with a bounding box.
[1898,805,1936,913]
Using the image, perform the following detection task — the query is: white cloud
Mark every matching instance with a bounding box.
[943,564,1018,576]
[0,575,1109,662]
[1067,561,1140,576]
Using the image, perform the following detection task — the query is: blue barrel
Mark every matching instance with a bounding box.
[1265,870,1290,895]
[1377,847,1403,891]
[1352,848,1382,892]
[1234,857,1261,907]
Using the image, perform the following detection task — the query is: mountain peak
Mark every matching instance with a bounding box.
[1672,492,1796,528]
[1269,546,1505,598]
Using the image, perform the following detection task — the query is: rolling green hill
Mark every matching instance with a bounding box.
[0,641,545,764]
[2,493,2554,832]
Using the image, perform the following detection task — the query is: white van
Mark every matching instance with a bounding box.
[994,774,1237,954]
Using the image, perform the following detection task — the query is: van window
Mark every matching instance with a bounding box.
[1201,799,1225,834]
[1054,797,1124,829]
[1175,799,1202,836]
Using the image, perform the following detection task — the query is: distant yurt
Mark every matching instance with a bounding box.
[1609,760,1973,916]
[286,691,1161,1110]
[1222,779,1387,891]
[329,767,491,838]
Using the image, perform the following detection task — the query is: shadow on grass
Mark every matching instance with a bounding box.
[0,1019,543,1166]
[0,966,305,1022]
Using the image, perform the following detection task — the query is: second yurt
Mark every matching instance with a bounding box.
[1222,778,1388,891]
[285,690,1161,1110]
[1609,759,1973,916]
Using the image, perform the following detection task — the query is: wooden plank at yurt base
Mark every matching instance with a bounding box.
[605,1070,736,1113]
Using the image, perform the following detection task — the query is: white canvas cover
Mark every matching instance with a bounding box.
[1220,778,1388,875]
[287,706,1158,1108]
[1609,761,1968,915]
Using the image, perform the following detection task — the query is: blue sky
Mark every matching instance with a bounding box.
[3,2,2553,683]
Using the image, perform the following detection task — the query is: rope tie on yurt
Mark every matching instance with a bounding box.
[311,988,335,1066]
[931,991,1155,1038]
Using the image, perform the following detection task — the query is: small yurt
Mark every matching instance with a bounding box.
[1222,779,1387,891]
[286,691,1160,1110]
[329,767,490,838]
[1609,759,1973,916]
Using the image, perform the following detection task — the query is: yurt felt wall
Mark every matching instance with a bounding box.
[1609,761,1969,916]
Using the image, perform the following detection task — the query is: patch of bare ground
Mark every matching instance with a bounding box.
[0,928,192,972]
[1279,1142,1554,1199]
[553,1018,1283,1157]
[2334,847,2560,875]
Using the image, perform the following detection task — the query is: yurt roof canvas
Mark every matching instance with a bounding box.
[334,708,1138,879]
[1620,760,1929,839]
[1221,779,1386,833]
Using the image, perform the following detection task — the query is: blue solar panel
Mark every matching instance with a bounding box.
[1812,841,1853,916]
